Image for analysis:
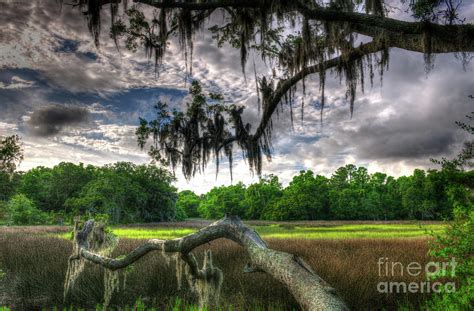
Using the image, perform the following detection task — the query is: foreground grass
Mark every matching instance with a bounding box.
[0,221,445,310]
[86,223,446,240]
[0,231,432,310]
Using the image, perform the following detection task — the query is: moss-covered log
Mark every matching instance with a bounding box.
[67,216,348,310]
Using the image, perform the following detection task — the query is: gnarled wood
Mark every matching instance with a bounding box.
[70,216,348,310]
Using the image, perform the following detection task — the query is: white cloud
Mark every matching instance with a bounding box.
[0,76,35,89]
[0,121,18,135]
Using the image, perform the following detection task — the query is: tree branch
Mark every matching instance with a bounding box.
[294,2,474,53]
[134,0,260,10]
[73,216,348,310]
[252,41,384,141]
[132,0,474,53]
[210,42,383,153]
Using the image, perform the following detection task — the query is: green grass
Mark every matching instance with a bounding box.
[58,223,446,240]
[254,223,445,239]
[111,227,197,239]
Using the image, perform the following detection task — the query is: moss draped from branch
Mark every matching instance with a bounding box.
[61,0,473,177]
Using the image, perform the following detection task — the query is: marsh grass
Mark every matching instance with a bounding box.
[45,222,445,240]
[0,223,434,310]
[248,223,445,239]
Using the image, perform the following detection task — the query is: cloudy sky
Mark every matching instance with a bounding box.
[0,1,473,194]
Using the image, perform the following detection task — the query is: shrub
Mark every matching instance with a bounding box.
[425,111,474,309]
[6,194,46,225]
[425,201,474,309]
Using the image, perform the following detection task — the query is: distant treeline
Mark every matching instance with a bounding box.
[0,162,179,225]
[178,165,473,221]
[0,162,472,225]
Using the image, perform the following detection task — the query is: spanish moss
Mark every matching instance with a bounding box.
[62,0,467,178]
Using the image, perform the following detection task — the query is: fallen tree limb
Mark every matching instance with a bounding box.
[68,215,348,310]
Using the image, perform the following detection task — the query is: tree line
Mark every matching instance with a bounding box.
[178,164,473,221]
[0,160,472,225]
[0,162,179,225]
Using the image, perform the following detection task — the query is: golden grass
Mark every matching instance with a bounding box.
[0,225,434,310]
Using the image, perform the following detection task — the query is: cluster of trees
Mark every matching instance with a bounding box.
[178,165,473,221]
[0,162,179,225]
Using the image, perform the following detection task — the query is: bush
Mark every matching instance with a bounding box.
[426,201,474,309]
[6,194,46,225]
[425,111,474,309]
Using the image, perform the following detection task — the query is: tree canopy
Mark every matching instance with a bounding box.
[62,0,474,178]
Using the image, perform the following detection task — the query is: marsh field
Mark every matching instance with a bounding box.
[0,220,445,310]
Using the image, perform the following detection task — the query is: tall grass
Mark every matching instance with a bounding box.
[0,227,433,310]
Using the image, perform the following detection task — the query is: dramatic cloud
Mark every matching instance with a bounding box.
[0,1,473,193]
[28,105,91,136]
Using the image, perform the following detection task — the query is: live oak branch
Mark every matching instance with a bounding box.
[66,216,349,310]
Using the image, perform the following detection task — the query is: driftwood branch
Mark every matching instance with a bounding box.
[71,216,348,310]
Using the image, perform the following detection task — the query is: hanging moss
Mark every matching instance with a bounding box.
[174,253,186,290]
[160,241,171,267]
[63,257,85,300]
[64,220,89,300]
[69,0,425,178]
[137,80,245,179]
[185,250,224,309]
[365,0,385,17]
[64,220,121,306]
[103,268,120,310]
[422,27,435,73]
